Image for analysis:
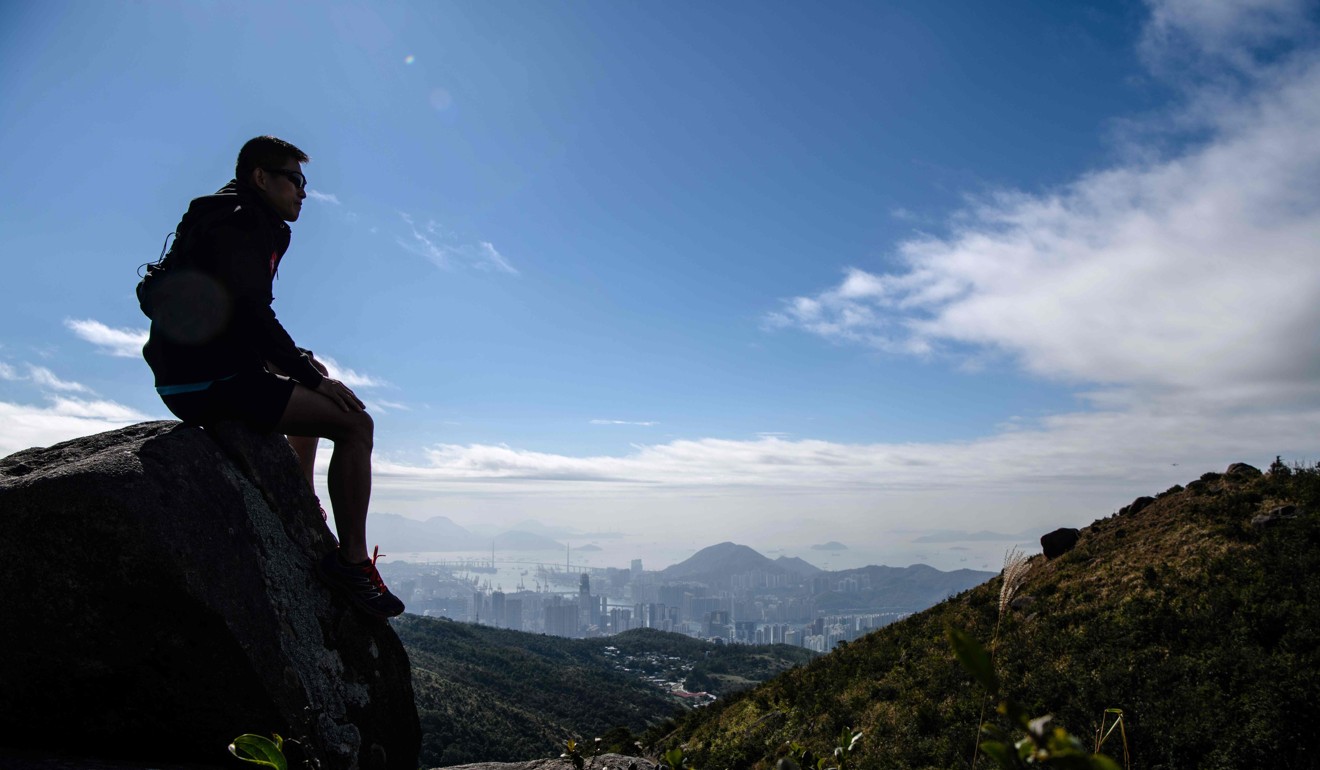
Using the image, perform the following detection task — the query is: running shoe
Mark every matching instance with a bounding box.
[317,546,404,619]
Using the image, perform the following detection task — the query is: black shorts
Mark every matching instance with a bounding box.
[160,368,296,432]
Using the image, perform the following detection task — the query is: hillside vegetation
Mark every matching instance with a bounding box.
[652,462,1320,770]
[395,618,814,767]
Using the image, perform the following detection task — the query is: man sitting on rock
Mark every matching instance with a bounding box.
[139,135,404,619]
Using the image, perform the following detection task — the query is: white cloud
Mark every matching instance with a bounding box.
[306,189,341,205]
[476,242,519,275]
[1141,0,1316,74]
[687,0,1320,556]
[397,212,451,269]
[397,408,1213,488]
[318,355,389,389]
[350,384,1314,567]
[65,319,148,358]
[27,366,91,394]
[768,36,1320,408]
[0,362,94,395]
[591,419,657,426]
[396,213,519,275]
[0,398,150,458]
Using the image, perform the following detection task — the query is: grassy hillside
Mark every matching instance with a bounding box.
[651,462,1320,770]
[395,618,814,767]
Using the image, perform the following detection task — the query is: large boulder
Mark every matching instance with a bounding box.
[1040,527,1081,559]
[0,421,420,770]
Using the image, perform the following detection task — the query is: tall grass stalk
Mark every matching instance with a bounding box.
[1094,709,1130,770]
[970,548,1032,768]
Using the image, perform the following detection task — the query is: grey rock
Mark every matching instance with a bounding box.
[1252,505,1302,531]
[0,421,419,770]
[1119,496,1156,516]
[1040,528,1080,559]
[1225,462,1262,478]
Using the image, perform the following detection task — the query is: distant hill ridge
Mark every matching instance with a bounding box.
[655,461,1320,769]
[370,512,567,551]
[659,541,992,602]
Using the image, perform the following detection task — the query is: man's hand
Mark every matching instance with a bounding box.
[308,353,330,377]
[313,377,366,412]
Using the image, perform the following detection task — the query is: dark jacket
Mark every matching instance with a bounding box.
[141,180,325,390]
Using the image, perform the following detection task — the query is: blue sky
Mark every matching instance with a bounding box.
[3,1,1319,570]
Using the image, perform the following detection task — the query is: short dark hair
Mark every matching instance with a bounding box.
[236,136,309,183]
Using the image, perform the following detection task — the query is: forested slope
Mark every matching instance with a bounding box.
[652,463,1320,770]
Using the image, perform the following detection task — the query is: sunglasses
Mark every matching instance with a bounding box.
[263,167,307,191]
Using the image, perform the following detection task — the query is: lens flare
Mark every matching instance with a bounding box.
[404,54,415,65]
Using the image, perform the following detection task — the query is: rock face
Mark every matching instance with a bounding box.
[0,421,420,770]
[1119,496,1156,516]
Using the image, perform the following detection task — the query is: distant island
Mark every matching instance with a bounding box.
[576,544,603,552]
[811,541,848,551]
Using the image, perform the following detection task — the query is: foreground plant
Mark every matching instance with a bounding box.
[1093,709,1130,770]
[971,548,1034,764]
[229,734,288,770]
[662,746,696,770]
[561,737,605,770]
[779,726,863,770]
[229,733,319,770]
[949,627,1121,770]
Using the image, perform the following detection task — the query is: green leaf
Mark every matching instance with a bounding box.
[664,747,687,770]
[979,741,1019,769]
[946,626,999,693]
[1047,756,1113,770]
[228,734,288,770]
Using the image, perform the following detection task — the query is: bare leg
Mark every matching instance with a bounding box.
[268,358,328,492]
[277,383,373,563]
[287,434,320,489]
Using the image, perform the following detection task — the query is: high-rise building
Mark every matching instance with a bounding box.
[545,599,580,638]
[504,598,523,630]
[579,573,592,629]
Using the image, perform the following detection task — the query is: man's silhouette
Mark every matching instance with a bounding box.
[141,135,403,618]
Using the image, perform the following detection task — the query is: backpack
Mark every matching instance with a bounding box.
[136,203,237,319]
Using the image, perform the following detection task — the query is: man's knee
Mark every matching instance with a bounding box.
[342,409,373,448]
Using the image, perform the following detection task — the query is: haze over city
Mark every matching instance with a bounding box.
[3,1,1319,571]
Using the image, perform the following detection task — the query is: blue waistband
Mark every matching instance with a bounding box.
[156,374,236,396]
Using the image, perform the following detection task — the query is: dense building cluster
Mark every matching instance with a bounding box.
[380,558,910,651]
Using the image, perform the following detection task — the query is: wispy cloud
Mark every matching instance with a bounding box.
[0,362,93,394]
[475,242,519,275]
[1140,0,1316,75]
[591,419,658,427]
[396,213,520,276]
[318,355,389,389]
[306,189,341,205]
[27,366,91,394]
[65,319,148,358]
